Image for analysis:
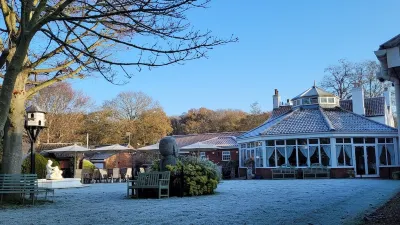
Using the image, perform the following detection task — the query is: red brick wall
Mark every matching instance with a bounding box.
[204,149,238,164]
[255,168,272,179]
[104,153,133,169]
[330,168,354,178]
[379,167,400,179]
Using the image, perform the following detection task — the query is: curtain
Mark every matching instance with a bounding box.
[277,147,286,164]
[286,146,295,165]
[387,144,395,165]
[344,145,352,166]
[378,145,384,160]
[309,146,318,166]
[322,145,331,166]
[298,146,309,166]
[266,147,275,167]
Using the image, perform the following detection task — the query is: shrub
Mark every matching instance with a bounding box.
[83,159,95,170]
[21,154,60,179]
[161,156,221,196]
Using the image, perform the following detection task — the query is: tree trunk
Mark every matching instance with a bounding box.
[1,77,27,174]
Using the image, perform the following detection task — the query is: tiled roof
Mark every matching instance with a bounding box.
[271,105,292,119]
[238,106,396,139]
[339,97,385,117]
[201,136,238,148]
[173,132,244,148]
[292,86,336,100]
[90,153,114,160]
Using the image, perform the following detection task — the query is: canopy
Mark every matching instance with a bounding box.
[44,144,90,176]
[137,143,159,151]
[92,144,133,152]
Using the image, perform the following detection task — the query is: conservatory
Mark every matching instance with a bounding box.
[237,85,399,178]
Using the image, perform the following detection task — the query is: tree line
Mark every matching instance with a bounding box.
[30,82,270,149]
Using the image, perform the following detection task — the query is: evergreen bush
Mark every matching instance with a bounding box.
[83,159,95,170]
[21,154,60,179]
[152,156,221,196]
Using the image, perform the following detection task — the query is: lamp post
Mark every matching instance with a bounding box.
[24,105,46,174]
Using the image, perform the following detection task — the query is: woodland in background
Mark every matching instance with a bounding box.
[31,83,269,148]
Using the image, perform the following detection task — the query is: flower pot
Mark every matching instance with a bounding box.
[392,171,400,180]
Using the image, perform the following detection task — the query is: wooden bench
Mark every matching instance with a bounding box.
[272,164,297,179]
[302,163,330,179]
[127,171,170,199]
[0,174,54,204]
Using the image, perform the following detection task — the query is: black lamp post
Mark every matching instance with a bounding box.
[25,105,46,174]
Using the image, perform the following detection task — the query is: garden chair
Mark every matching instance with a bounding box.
[112,168,121,183]
[99,169,108,183]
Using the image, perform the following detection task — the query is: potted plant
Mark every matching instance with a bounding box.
[392,171,400,180]
[347,169,355,178]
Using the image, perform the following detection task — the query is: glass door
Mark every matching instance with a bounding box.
[366,146,377,175]
[355,146,365,175]
[355,145,378,176]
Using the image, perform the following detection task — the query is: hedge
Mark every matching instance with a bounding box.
[21,154,60,179]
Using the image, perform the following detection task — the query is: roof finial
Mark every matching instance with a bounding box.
[313,80,316,87]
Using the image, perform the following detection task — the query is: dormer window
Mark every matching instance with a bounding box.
[311,98,318,104]
[303,98,311,105]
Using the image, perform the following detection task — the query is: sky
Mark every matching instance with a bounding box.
[70,0,400,116]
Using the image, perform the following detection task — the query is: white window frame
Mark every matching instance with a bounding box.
[378,138,395,167]
[199,152,206,160]
[222,151,231,161]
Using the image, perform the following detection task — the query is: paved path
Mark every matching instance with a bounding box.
[0,179,399,225]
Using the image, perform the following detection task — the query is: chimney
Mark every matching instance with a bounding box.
[384,87,391,110]
[273,89,281,109]
[352,83,365,115]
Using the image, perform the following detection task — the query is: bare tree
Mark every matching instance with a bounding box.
[30,82,92,143]
[320,59,354,99]
[0,1,236,174]
[103,91,158,120]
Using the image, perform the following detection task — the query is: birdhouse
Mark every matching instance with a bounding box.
[25,105,46,127]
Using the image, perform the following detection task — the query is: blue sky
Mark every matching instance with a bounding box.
[70,0,400,116]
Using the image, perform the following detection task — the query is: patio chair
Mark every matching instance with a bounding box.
[99,169,109,183]
[125,168,132,181]
[112,168,121,183]
[82,169,94,184]
[92,169,101,183]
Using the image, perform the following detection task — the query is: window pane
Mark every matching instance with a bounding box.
[336,138,343,143]
[288,146,297,166]
[241,144,246,148]
[255,149,262,167]
[298,139,307,145]
[344,138,351,143]
[344,146,352,166]
[276,147,285,166]
[309,139,318,144]
[328,98,335,103]
[267,148,276,167]
[310,146,319,164]
[320,147,330,166]
[386,138,394,143]
[378,138,386,143]
[320,138,330,144]
[336,146,344,166]
[353,138,364,144]
[298,147,308,167]
[286,139,296,145]
[379,145,387,165]
[276,140,285,146]
[311,98,318,104]
[321,98,327,103]
[365,138,375,144]
[303,98,311,104]
[267,140,275,146]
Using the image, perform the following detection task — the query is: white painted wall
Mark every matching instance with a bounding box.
[352,86,365,115]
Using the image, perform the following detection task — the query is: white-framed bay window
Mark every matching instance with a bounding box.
[378,138,395,166]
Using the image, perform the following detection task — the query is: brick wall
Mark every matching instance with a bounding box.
[104,153,133,169]
[379,167,400,179]
[203,148,239,164]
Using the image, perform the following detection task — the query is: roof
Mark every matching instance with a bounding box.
[339,97,385,117]
[238,106,396,139]
[36,143,84,152]
[379,34,400,50]
[26,104,46,113]
[90,153,114,160]
[138,132,244,151]
[292,86,336,100]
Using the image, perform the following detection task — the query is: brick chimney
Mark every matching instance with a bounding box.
[273,89,281,109]
[352,83,365,115]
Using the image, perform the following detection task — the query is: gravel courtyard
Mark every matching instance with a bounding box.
[1,179,400,225]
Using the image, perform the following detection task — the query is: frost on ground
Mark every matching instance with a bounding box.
[0,179,400,225]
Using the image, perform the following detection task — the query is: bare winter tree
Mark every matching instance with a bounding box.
[30,82,92,143]
[321,59,390,99]
[320,59,354,99]
[0,0,236,174]
[103,91,158,120]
